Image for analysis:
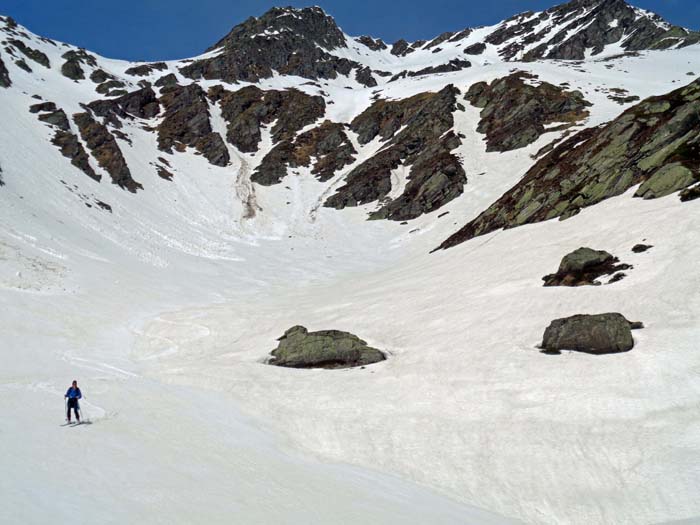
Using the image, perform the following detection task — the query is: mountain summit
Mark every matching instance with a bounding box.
[179,6,378,85]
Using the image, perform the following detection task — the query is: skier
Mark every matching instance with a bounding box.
[65,380,82,423]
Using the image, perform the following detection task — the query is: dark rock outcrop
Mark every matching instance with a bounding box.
[30,102,71,131]
[486,0,700,61]
[87,86,160,127]
[542,247,631,286]
[0,55,11,87]
[180,7,374,86]
[51,130,100,182]
[679,184,700,202]
[154,73,178,88]
[124,62,167,76]
[95,80,127,96]
[390,39,411,56]
[438,78,700,250]
[355,66,377,88]
[632,244,652,253]
[325,85,466,221]
[157,84,229,167]
[356,35,387,51]
[541,313,639,355]
[89,69,112,84]
[73,112,142,192]
[463,42,486,55]
[465,72,590,152]
[60,50,97,81]
[252,120,356,185]
[7,39,50,68]
[392,59,472,81]
[209,85,325,154]
[269,325,386,369]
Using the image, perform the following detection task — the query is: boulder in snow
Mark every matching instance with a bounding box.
[269,326,386,369]
[541,313,641,355]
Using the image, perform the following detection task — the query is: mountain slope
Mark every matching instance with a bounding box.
[1,2,700,525]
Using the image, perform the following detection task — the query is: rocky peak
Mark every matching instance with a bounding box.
[208,6,347,52]
[179,5,380,85]
[488,0,700,60]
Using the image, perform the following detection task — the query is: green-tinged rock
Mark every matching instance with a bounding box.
[635,163,697,199]
[438,78,700,250]
[269,326,386,369]
[541,313,638,355]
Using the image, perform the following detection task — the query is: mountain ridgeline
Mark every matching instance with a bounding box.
[0,0,698,250]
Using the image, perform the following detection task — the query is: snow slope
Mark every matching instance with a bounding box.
[1,4,700,525]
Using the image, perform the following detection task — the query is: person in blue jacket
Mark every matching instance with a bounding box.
[65,380,82,423]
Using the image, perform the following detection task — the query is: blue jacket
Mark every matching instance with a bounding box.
[65,387,82,400]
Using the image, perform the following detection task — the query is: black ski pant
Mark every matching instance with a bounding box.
[66,398,80,421]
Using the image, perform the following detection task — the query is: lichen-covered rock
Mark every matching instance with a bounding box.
[74,112,142,192]
[541,313,638,355]
[0,55,11,88]
[542,247,631,286]
[438,78,700,250]
[124,62,167,76]
[8,39,50,68]
[269,325,386,369]
[157,84,229,167]
[325,85,466,221]
[634,163,696,199]
[252,120,356,185]
[51,130,100,182]
[180,7,374,86]
[209,85,325,154]
[464,72,590,152]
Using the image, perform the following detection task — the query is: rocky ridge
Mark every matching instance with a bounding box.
[439,77,700,249]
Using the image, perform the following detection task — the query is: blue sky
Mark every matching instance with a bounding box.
[1,0,698,61]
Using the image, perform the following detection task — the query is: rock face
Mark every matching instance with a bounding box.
[269,326,386,369]
[463,42,486,55]
[208,85,326,159]
[486,0,700,61]
[541,313,638,354]
[124,62,167,76]
[180,7,376,87]
[7,38,50,68]
[51,130,99,182]
[325,85,466,221]
[60,50,97,81]
[157,84,229,167]
[542,247,631,286]
[356,35,387,51]
[439,78,700,250]
[88,86,160,127]
[465,72,590,152]
[74,112,142,192]
[391,59,472,81]
[253,120,356,185]
[0,55,11,87]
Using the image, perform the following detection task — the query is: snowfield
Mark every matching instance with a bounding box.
[1,8,700,525]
